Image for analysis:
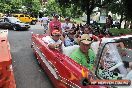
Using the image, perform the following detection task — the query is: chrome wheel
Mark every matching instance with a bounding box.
[13,26,17,31]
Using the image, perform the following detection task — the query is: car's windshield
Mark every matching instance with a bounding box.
[97,38,132,80]
[8,17,21,23]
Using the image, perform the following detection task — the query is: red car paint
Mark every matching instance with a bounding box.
[0,30,16,88]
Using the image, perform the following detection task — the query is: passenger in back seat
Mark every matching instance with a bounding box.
[64,30,76,47]
[70,34,96,71]
[42,30,63,52]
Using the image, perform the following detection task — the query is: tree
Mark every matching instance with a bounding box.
[126,0,132,20]
[21,0,41,17]
[31,0,41,17]
[107,0,130,29]
[45,0,83,20]
[10,0,23,13]
[0,1,12,13]
[0,0,22,14]
[56,0,116,24]
[45,0,61,17]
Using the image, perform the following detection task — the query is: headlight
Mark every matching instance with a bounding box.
[20,25,26,27]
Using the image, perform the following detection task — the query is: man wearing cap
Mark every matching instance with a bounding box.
[48,14,61,35]
[42,30,63,52]
[70,34,96,71]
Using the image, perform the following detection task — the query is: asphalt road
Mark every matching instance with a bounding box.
[8,24,53,88]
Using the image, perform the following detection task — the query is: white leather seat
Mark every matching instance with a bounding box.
[90,41,100,55]
[63,45,79,57]
[63,41,100,57]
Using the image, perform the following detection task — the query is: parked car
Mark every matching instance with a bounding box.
[12,14,37,25]
[0,17,30,31]
[0,30,16,88]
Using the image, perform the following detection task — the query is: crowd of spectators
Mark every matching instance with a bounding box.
[41,14,106,71]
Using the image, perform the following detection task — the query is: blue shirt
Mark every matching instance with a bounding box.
[64,37,75,47]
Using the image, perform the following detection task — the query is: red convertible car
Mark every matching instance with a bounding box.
[31,33,108,88]
[32,34,132,88]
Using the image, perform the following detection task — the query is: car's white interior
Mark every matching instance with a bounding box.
[63,45,79,57]
[62,41,99,57]
[98,40,132,80]
[90,41,100,55]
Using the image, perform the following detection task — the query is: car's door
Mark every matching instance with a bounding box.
[19,15,25,23]
[0,18,8,29]
[0,18,4,28]
[25,15,32,23]
[3,18,12,29]
[95,37,132,88]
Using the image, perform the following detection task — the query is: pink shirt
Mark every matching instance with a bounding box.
[49,20,61,34]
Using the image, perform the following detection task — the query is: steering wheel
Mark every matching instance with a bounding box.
[109,62,124,71]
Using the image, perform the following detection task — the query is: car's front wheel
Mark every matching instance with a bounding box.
[13,26,17,31]
[31,21,36,25]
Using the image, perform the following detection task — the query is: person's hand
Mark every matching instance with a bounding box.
[54,43,62,51]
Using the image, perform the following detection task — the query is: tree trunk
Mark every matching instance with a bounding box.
[119,13,123,29]
[86,3,90,24]
[124,20,127,29]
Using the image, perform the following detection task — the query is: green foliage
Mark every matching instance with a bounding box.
[107,0,132,20]
[0,0,41,16]
[31,0,41,15]
[0,2,11,13]
[21,0,41,16]
[45,0,61,17]
[55,0,114,24]
[4,4,11,13]
[10,0,22,13]
[45,0,83,18]
[0,0,22,13]
[108,0,126,16]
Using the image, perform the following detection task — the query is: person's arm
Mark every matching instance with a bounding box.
[119,42,125,49]
[48,43,60,50]
[92,35,100,41]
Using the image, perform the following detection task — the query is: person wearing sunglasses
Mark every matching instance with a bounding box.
[70,34,96,71]
[42,30,63,52]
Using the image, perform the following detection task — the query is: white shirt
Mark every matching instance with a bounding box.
[42,36,62,45]
[41,17,50,25]
[62,22,72,32]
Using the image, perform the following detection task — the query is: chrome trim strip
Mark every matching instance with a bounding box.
[32,43,59,79]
